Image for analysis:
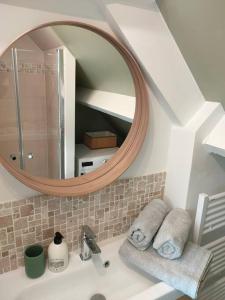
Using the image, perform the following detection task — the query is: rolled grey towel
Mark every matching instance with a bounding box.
[127,199,170,250]
[119,240,213,299]
[153,208,192,259]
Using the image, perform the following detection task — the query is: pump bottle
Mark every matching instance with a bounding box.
[48,232,69,272]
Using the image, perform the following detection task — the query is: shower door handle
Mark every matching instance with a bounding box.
[27,153,34,159]
[10,154,17,161]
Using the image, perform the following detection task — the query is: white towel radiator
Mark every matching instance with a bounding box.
[193,192,225,300]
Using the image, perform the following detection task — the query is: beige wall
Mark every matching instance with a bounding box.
[157,0,225,106]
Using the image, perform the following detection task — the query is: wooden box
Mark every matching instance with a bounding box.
[84,131,117,149]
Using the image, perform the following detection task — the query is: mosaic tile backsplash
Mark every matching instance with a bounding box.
[0,172,166,274]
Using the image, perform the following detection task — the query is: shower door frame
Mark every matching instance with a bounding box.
[11,47,74,179]
[11,48,25,170]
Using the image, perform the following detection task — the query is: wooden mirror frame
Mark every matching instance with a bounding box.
[0,21,149,196]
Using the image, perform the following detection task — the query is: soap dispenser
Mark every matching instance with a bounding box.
[48,232,69,273]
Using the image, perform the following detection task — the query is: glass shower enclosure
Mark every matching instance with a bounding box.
[0,46,75,179]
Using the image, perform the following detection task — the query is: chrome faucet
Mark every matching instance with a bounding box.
[80,225,101,261]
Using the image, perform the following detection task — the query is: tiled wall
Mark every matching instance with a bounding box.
[0,172,166,274]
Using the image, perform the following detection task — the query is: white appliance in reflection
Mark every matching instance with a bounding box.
[75,144,118,176]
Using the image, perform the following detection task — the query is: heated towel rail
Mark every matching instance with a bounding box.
[193,192,225,300]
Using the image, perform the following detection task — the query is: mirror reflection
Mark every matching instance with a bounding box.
[0,25,135,179]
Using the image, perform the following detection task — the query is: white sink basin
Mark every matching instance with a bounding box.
[0,235,182,300]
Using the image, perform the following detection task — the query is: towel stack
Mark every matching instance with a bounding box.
[121,199,213,299]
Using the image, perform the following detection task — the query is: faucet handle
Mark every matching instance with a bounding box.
[82,225,96,240]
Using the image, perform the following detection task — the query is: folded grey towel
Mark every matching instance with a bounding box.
[153,208,192,259]
[119,240,212,299]
[127,199,170,250]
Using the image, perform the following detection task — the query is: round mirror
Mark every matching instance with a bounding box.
[0,21,148,196]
